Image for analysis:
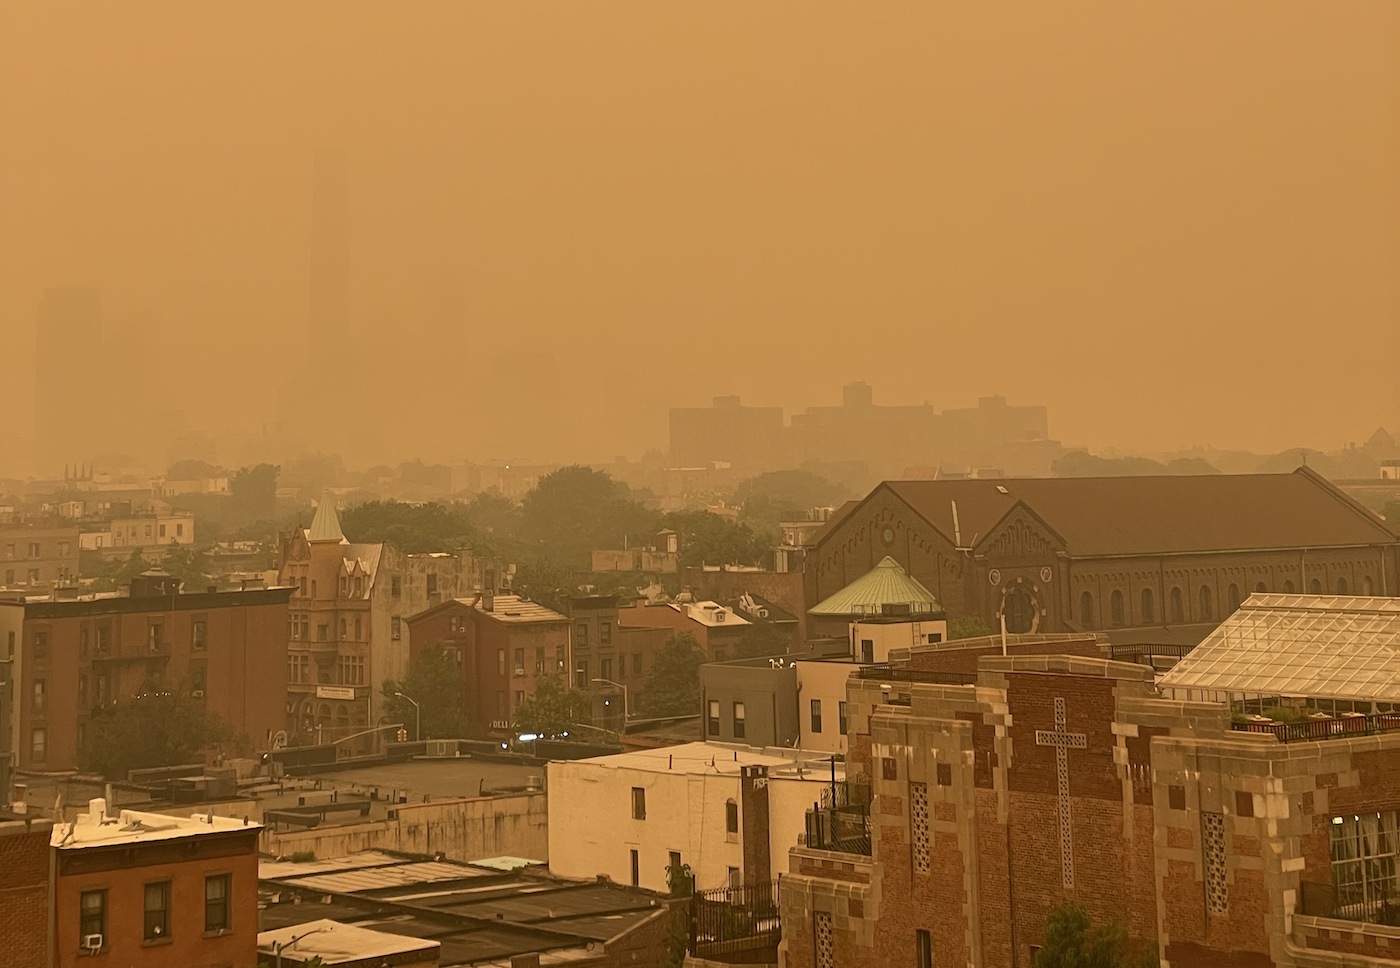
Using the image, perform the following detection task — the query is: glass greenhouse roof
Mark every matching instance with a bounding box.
[1159,594,1400,701]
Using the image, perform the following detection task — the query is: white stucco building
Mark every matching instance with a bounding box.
[547,742,841,893]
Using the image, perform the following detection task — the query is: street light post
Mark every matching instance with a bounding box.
[273,926,332,968]
[590,678,629,729]
[394,691,421,741]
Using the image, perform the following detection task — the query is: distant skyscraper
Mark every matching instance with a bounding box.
[34,286,102,470]
[308,147,350,372]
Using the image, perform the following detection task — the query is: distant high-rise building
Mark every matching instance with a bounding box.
[34,287,102,470]
[308,147,350,368]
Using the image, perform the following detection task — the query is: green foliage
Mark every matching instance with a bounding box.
[949,615,992,640]
[381,646,472,740]
[736,621,791,659]
[340,500,480,553]
[732,470,854,531]
[464,490,523,546]
[512,674,594,737]
[166,459,226,479]
[80,681,240,779]
[1053,452,1222,478]
[637,633,703,718]
[230,463,280,520]
[288,851,317,862]
[1033,902,1158,968]
[667,860,695,897]
[520,466,657,568]
[660,510,771,568]
[1257,448,1337,477]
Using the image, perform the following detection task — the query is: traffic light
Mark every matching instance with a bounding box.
[396,727,408,743]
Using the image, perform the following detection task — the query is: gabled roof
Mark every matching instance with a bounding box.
[1159,594,1400,702]
[809,556,942,616]
[307,491,347,543]
[876,468,1396,557]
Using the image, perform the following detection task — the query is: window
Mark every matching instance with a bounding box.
[80,890,106,942]
[338,655,365,685]
[1332,810,1400,921]
[1338,577,1349,595]
[1198,585,1213,622]
[726,799,739,838]
[600,657,612,680]
[575,660,589,689]
[176,523,184,537]
[311,580,317,598]
[1079,591,1095,629]
[391,575,402,597]
[498,650,507,676]
[514,690,525,707]
[3,569,11,585]
[1310,578,1323,593]
[32,631,48,660]
[1226,584,1241,614]
[31,728,46,761]
[148,623,163,652]
[632,787,647,820]
[601,621,612,645]
[810,699,823,734]
[497,692,507,717]
[882,756,898,781]
[733,701,746,738]
[3,543,12,558]
[144,881,171,941]
[617,654,626,678]
[514,648,525,674]
[95,675,109,705]
[159,524,166,538]
[535,646,546,674]
[33,679,45,713]
[576,622,589,647]
[708,700,721,736]
[340,618,347,640]
[1283,580,1295,593]
[1169,587,1185,623]
[354,616,361,640]
[27,542,40,558]
[916,929,933,968]
[27,568,40,584]
[1363,576,1375,596]
[728,866,742,889]
[1255,581,1268,593]
[78,674,88,707]
[1110,589,1124,627]
[630,849,640,887]
[859,638,874,662]
[192,620,207,650]
[559,645,568,671]
[59,541,71,556]
[1140,588,1155,624]
[391,616,402,640]
[426,572,438,594]
[669,850,682,875]
[299,576,307,596]
[6,630,12,657]
[318,624,328,642]
[839,701,848,735]
[204,874,230,932]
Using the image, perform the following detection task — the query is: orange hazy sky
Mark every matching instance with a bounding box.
[2,1,1397,463]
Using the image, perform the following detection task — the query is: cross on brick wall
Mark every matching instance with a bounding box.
[1035,696,1087,888]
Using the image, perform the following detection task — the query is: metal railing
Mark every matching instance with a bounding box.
[688,879,782,957]
[1231,713,1400,743]
[805,783,872,856]
[1300,880,1400,927]
[854,664,977,686]
[1106,643,1196,666]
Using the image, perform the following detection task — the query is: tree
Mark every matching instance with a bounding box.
[661,510,770,568]
[732,470,854,532]
[512,674,593,737]
[736,621,790,659]
[340,500,479,553]
[80,681,239,779]
[229,463,280,521]
[1033,902,1158,968]
[520,466,657,567]
[949,615,992,640]
[381,646,472,740]
[637,634,703,717]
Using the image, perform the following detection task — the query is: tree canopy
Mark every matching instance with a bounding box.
[736,621,791,659]
[1033,902,1158,968]
[381,645,472,740]
[732,470,854,531]
[230,463,280,521]
[1052,452,1221,478]
[637,633,703,718]
[661,510,771,568]
[80,682,239,779]
[340,500,481,553]
[519,466,657,568]
[512,674,593,737]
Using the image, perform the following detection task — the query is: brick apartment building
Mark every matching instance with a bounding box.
[0,814,54,968]
[806,468,1400,641]
[780,596,1400,968]
[277,494,500,744]
[0,572,293,772]
[406,591,570,733]
[51,799,261,968]
[564,595,671,727]
[617,595,798,663]
[0,518,80,591]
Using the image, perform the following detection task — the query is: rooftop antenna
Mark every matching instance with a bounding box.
[951,501,962,548]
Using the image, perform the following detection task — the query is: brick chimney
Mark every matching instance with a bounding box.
[740,764,771,884]
[482,589,495,612]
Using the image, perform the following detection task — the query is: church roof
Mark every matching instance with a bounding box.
[877,468,1395,557]
[809,556,942,617]
[307,491,347,543]
[1159,594,1400,702]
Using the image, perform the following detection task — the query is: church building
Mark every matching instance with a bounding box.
[805,467,1400,641]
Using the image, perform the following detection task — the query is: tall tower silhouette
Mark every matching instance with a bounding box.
[309,147,350,374]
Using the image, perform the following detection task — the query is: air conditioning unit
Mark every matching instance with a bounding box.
[192,690,205,699]
[514,668,525,677]
[424,739,457,758]
[81,934,103,953]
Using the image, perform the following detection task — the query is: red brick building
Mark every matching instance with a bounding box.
[0,815,54,968]
[406,592,569,732]
[51,799,261,968]
[0,572,293,772]
[781,611,1400,967]
[805,468,1400,640]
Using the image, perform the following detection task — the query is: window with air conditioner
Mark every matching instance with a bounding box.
[79,889,106,945]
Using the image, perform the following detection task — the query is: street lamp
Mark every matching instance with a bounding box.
[591,678,629,726]
[272,925,332,968]
[394,691,421,741]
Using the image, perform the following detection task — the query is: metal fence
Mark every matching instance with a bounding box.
[1231,713,1400,744]
[689,879,782,957]
[806,783,872,856]
[854,665,977,686]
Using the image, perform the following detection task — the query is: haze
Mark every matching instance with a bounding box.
[2,1,1397,471]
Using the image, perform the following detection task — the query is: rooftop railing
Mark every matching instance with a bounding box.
[1231,712,1400,743]
[854,664,977,686]
[688,879,782,958]
[804,783,872,856]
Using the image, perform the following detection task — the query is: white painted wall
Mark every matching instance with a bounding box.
[850,617,948,663]
[796,661,857,754]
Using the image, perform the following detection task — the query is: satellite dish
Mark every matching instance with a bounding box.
[272,730,289,750]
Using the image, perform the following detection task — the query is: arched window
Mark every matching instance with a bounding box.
[1198,586,1213,622]
[1110,590,1125,627]
[311,580,318,598]
[1169,587,1184,623]
[1003,587,1036,634]
[1254,582,1267,593]
[1226,584,1241,614]
[1363,576,1375,596]
[1336,577,1348,595]
[1080,591,1095,629]
[1283,580,1295,593]
[1309,578,1322,593]
[1140,588,1155,625]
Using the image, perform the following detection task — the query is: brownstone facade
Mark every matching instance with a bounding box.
[781,652,1400,968]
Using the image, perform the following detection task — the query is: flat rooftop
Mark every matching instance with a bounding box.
[258,918,440,965]
[53,802,260,849]
[567,741,842,778]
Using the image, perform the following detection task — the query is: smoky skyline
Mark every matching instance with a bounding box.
[2,1,1398,472]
